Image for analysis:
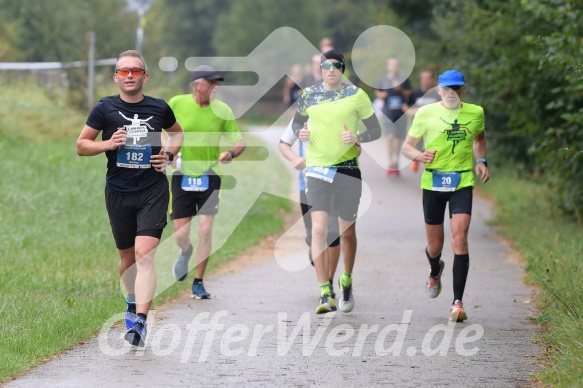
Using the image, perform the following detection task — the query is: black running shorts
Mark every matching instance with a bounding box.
[422,186,473,225]
[170,172,221,219]
[105,178,169,250]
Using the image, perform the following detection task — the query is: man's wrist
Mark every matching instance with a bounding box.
[165,151,174,162]
[229,149,236,159]
[476,157,487,167]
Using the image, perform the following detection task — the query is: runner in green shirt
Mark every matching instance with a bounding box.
[402,69,490,322]
[292,50,381,314]
[169,65,246,299]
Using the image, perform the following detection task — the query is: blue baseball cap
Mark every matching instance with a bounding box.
[438,70,465,87]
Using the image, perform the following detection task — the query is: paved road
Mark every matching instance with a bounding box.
[8,126,540,387]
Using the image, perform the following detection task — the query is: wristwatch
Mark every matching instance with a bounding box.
[476,158,487,167]
[165,151,174,162]
[229,150,236,159]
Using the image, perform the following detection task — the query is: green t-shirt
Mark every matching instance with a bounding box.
[168,94,242,177]
[297,82,375,167]
[408,102,485,190]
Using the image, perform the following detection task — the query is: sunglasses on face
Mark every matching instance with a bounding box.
[443,85,462,91]
[321,61,343,70]
[115,67,145,77]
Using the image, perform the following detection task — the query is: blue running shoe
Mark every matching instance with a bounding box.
[191,280,211,299]
[125,299,137,330]
[124,318,147,347]
[173,244,193,281]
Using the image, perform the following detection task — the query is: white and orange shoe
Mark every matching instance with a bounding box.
[450,299,468,322]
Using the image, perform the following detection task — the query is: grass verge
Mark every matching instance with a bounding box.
[480,170,583,385]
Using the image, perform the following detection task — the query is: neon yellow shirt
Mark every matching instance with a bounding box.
[297,82,375,167]
[408,102,485,190]
[169,94,242,177]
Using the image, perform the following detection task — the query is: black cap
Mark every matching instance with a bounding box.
[320,49,345,73]
[191,65,224,82]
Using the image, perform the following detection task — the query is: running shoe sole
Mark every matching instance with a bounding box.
[191,294,211,299]
[450,309,468,322]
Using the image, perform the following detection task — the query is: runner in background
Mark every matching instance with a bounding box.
[279,122,347,298]
[405,69,440,172]
[375,57,411,176]
[169,65,246,300]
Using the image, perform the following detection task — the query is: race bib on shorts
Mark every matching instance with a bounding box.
[305,166,337,183]
[116,144,152,169]
[431,171,461,192]
[181,174,209,192]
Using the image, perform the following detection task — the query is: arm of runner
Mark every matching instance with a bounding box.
[76,125,125,156]
[473,132,489,183]
[291,111,308,137]
[356,114,381,143]
[163,120,184,158]
[279,141,306,170]
[152,121,183,172]
[402,134,436,163]
[219,139,246,163]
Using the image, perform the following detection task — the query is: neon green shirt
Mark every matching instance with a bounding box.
[408,102,485,190]
[168,94,242,177]
[297,82,375,167]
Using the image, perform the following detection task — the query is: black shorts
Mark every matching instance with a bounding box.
[170,171,221,219]
[105,178,169,250]
[306,167,362,222]
[299,190,341,247]
[422,187,473,225]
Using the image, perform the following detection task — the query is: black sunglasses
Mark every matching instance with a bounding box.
[321,61,343,70]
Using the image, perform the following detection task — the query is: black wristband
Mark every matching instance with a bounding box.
[229,150,236,159]
[165,151,174,162]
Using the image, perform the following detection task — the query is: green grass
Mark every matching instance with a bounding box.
[0,80,291,381]
[480,170,583,386]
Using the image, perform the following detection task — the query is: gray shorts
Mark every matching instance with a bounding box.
[306,167,362,222]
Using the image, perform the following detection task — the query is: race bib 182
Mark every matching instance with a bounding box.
[116,144,152,169]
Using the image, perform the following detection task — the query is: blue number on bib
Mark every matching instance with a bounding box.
[305,166,337,183]
[181,174,209,192]
[116,144,152,169]
[431,171,461,192]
